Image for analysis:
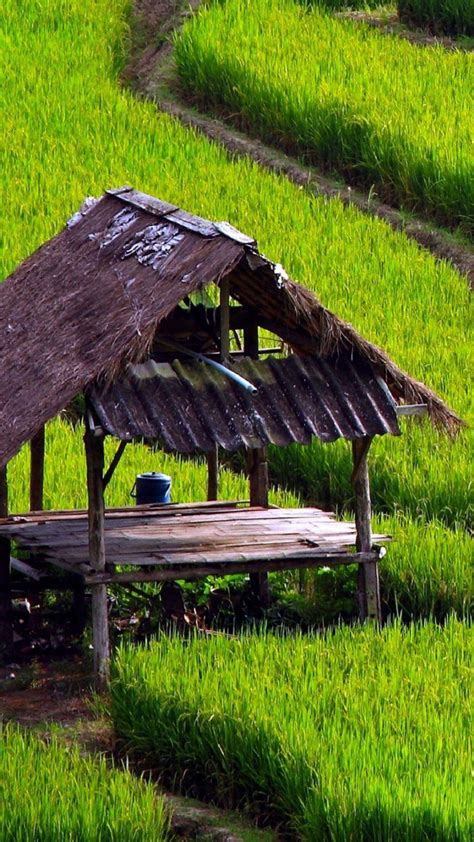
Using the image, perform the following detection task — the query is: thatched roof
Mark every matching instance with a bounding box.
[0,187,460,468]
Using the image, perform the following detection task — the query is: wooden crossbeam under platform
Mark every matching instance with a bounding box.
[0,501,388,586]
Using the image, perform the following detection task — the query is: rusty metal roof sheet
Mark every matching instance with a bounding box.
[89,354,400,452]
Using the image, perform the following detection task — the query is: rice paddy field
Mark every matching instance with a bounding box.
[174,0,474,231]
[111,620,473,841]
[0,724,170,840]
[1,0,473,836]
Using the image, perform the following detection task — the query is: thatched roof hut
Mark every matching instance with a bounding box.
[0,186,460,469]
[0,187,462,682]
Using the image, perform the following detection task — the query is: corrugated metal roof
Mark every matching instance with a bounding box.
[89,354,400,452]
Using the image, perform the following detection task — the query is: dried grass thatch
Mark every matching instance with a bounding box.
[0,189,461,468]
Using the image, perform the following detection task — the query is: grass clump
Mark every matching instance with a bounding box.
[398,0,474,35]
[111,620,473,841]
[175,0,474,231]
[0,724,170,840]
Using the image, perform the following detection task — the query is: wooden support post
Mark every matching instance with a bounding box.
[0,465,13,659]
[351,437,381,624]
[243,313,270,605]
[30,425,45,512]
[84,427,110,689]
[205,277,231,503]
[219,276,230,362]
[207,445,219,501]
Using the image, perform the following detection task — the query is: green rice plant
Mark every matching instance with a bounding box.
[373,514,473,617]
[269,420,474,528]
[1,0,472,615]
[174,0,474,231]
[111,619,473,840]
[0,724,169,840]
[398,0,474,35]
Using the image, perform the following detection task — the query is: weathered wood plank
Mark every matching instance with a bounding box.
[10,557,43,581]
[85,551,381,585]
[0,499,255,524]
[0,508,339,539]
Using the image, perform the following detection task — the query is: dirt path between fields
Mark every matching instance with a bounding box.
[125,0,473,289]
[0,661,278,842]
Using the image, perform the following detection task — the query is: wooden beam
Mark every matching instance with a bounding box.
[219,277,230,361]
[395,404,428,417]
[352,437,381,624]
[158,305,251,339]
[204,279,231,502]
[244,314,270,606]
[103,440,127,491]
[10,557,43,581]
[206,445,219,501]
[84,426,110,690]
[30,426,45,512]
[243,311,259,359]
[85,551,381,585]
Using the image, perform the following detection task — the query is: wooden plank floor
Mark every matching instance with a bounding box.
[0,502,388,583]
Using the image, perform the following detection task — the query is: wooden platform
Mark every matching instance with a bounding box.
[0,501,387,586]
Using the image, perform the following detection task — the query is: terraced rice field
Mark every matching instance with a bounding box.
[1,0,473,836]
[175,0,474,231]
[0,724,170,840]
[111,620,473,841]
[1,0,472,618]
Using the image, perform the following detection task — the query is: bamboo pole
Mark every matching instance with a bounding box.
[30,425,45,512]
[0,465,12,657]
[352,437,382,623]
[84,426,110,689]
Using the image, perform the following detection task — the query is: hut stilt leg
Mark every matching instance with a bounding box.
[91,585,109,685]
[248,448,270,607]
[243,311,270,606]
[84,427,110,690]
[0,466,13,659]
[207,445,219,501]
[352,437,381,624]
[30,425,45,512]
